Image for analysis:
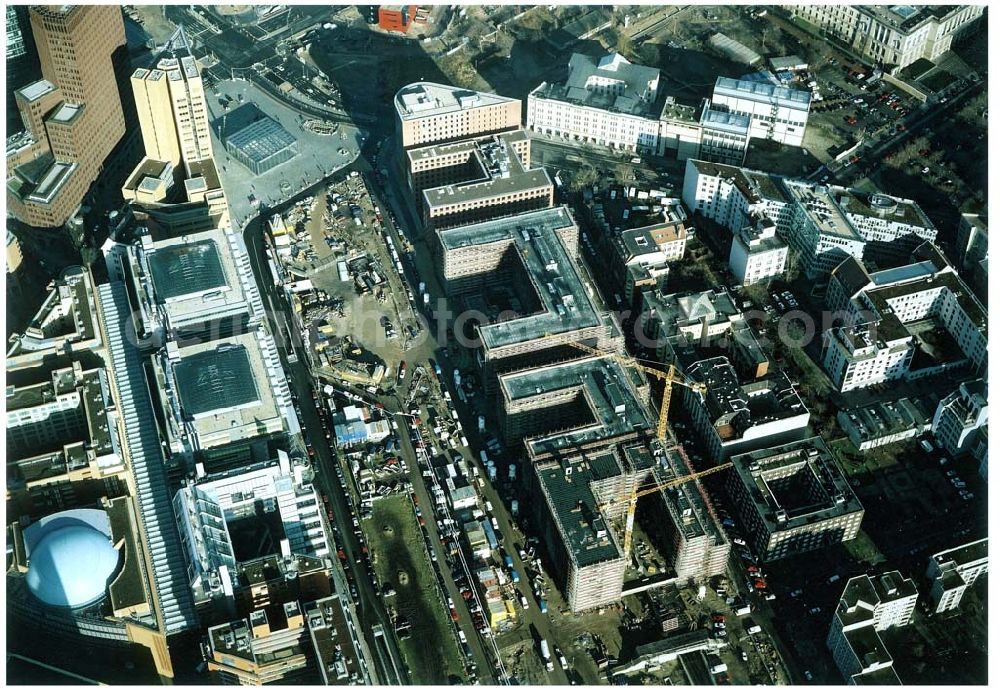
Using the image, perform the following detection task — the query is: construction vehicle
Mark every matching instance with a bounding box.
[557,338,707,441]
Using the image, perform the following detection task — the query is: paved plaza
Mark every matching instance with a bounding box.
[205,78,364,227]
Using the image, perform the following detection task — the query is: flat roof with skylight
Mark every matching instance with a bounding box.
[163,331,287,451]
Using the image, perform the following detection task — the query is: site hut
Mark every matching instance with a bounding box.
[435,206,623,392]
[724,437,864,562]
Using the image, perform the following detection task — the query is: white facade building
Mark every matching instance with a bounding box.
[528,53,751,162]
[826,571,917,685]
[789,5,985,73]
[710,77,812,147]
[932,380,988,456]
[527,52,663,153]
[683,160,937,280]
[926,538,988,613]
[173,452,329,604]
[823,247,988,392]
[729,217,788,285]
[822,323,914,393]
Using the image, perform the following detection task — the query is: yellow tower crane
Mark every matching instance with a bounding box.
[613,460,734,555]
[559,339,707,441]
[541,336,726,553]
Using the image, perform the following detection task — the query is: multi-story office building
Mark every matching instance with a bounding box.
[697,104,752,165]
[527,51,666,154]
[6,5,126,229]
[131,28,213,172]
[836,397,933,451]
[6,5,27,60]
[174,453,329,609]
[642,289,742,361]
[151,329,295,470]
[682,159,796,241]
[726,437,864,562]
[709,77,811,147]
[6,498,174,677]
[527,52,752,161]
[205,594,356,684]
[822,322,915,393]
[498,355,654,460]
[528,452,629,612]
[6,361,126,519]
[823,245,987,390]
[505,357,728,608]
[932,380,988,456]
[683,159,938,279]
[394,82,521,149]
[788,5,984,73]
[926,538,988,613]
[826,571,918,685]
[729,216,788,285]
[645,444,731,582]
[406,129,531,199]
[123,226,264,342]
[5,265,103,370]
[123,28,230,230]
[782,180,869,278]
[611,220,687,305]
[436,207,622,387]
[418,132,554,230]
[955,212,988,303]
[684,357,810,464]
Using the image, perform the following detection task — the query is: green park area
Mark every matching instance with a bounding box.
[364,495,466,684]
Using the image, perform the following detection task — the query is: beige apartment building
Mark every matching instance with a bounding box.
[6,5,126,229]
[395,81,522,149]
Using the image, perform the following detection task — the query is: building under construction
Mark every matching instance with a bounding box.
[436,206,623,390]
[501,355,730,609]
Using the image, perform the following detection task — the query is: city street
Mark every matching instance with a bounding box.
[241,199,409,686]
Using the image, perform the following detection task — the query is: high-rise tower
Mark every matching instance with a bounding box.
[6,5,126,229]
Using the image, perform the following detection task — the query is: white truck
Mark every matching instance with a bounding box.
[539,639,554,672]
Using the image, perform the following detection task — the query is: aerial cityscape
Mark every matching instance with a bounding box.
[4,3,989,686]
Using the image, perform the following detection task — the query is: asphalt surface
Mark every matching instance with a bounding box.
[241,192,409,686]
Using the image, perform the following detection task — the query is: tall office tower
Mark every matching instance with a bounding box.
[6,5,126,229]
[132,27,214,172]
[6,5,41,140]
[6,5,26,59]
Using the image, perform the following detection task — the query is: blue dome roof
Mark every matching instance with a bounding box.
[26,523,120,609]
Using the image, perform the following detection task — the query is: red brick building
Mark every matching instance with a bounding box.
[378,5,417,34]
